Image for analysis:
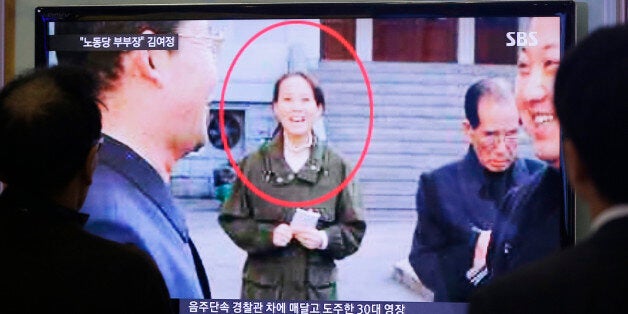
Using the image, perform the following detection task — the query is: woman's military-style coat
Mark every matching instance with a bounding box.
[219,134,366,300]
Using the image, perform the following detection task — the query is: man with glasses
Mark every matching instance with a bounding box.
[55,20,220,298]
[409,78,544,302]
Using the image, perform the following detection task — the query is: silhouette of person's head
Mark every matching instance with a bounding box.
[555,24,628,213]
[0,66,102,206]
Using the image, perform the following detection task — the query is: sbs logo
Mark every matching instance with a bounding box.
[506,32,538,47]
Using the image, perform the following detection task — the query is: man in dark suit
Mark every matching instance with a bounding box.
[409,78,544,302]
[470,24,628,314]
[55,20,220,298]
[0,66,172,313]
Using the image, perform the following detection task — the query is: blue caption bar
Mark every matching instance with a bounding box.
[179,300,467,314]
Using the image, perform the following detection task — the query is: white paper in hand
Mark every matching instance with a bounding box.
[290,208,321,229]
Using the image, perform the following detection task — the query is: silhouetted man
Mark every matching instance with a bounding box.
[470,24,628,314]
[0,66,171,313]
[409,78,543,302]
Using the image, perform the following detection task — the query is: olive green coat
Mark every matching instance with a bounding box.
[219,134,366,300]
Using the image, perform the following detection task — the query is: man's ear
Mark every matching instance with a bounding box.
[82,144,100,186]
[462,119,473,142]
[123,29,168,88]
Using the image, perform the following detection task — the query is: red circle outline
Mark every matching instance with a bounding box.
[219,20,374,208]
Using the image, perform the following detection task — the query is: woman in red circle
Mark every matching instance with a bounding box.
[219,72,366,300]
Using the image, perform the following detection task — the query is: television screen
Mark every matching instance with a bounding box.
[36,1,575,313]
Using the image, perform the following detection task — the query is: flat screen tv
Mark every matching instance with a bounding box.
[36,1,575,313]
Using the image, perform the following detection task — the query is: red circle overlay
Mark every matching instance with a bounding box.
[219,20,374,208]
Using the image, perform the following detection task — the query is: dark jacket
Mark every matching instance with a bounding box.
[409,148,544,302]
[0,188,172,314]
[219,134,366,300]
[487,166,564,280]
[81,135,210,298]
[470,215,628,314]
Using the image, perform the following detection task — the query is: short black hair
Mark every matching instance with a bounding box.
[554,24,628,204]
[55,21,180,90]
[464,78,513,128]
[0,66,102,190]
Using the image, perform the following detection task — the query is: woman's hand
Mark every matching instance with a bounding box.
[293,227,325,250]
[272,223,293,247]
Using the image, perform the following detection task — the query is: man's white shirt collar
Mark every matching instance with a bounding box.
[590,204,628,234]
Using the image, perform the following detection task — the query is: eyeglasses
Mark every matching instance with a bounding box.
[478,131,518,148]
[178,31,224,55]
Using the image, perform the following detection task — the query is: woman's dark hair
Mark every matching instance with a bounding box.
[271,72,325,137]
[272,72,325,109]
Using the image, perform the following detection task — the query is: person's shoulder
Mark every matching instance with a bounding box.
[322,144,351,166]
[85,162,150,217]
[82,171,153,241]
[94,138,165,190]
[419,158,463,183]
[90,161,137,194]
[433,159,462,175]
[241,138,281,165]
[81,230,147,260]
[234,146,267,175]
[245,147,267,161]
[507,166,549,199]
[515,157,546,174]
[6,229,172,313]
[79,230,167,280]
[73,232,173,312]
[507,166,559,210]
[83,173,138,218]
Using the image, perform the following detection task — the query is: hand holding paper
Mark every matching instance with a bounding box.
[293,227,327,250]
[272,223,293,247]
[291,208,326,250]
